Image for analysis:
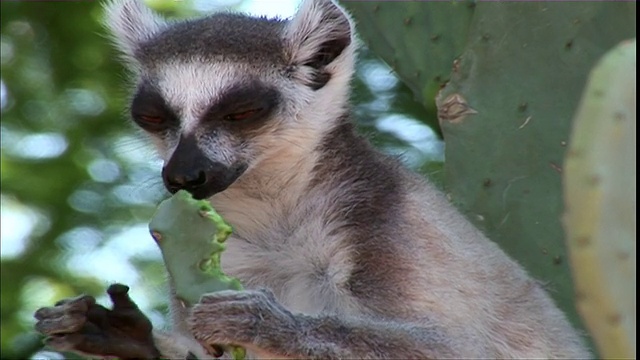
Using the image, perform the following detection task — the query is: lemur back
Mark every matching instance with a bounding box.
[43,0,591,358]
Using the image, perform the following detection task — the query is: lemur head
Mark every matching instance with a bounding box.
[105,0,356,199]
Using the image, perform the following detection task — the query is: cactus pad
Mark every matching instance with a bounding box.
[435,2,635,336]
[563,39,636,359]
[149,190,245,359]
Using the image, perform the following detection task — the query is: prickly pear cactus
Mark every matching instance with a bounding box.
[149,190,245,360]
[344,0,636,347]
[341,1,475,115]
[434,1,636,336]
[563,39,636,359]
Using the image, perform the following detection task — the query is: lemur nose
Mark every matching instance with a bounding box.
[162,162,247,199]
[165,170,207,192]
[161,135,247,199]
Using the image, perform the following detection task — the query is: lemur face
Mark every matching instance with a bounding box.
[129,61,288,199]
[106,0,354,199]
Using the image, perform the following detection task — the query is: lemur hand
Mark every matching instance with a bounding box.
[34,283,161,359]
[189,288,300,357]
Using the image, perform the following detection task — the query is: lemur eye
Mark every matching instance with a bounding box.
[223,108,262,121]
[139,115,164,124]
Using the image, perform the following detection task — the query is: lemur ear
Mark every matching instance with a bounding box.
[103,0,166,60]
[284,0,354,79]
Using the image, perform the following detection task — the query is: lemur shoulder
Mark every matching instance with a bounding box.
[34,0,591,358]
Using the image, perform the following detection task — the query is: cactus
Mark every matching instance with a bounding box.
[434,2,635,339]
[563,39,636,359]
[149,190,245,360]
[344,0,636,349]
[341,1,475,115]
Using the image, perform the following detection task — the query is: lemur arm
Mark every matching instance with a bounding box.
[271,314,455,359]
[188,288,459,359]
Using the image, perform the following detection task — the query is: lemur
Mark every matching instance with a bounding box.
[34,0,591,358]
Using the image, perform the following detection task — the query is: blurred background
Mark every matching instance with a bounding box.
[0,0,444,358]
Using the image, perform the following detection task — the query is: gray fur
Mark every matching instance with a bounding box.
[137,13,287,66]
[89,0,594,358]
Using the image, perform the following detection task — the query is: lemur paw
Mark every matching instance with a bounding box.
[188,288,299,354]
[34,283,161,359]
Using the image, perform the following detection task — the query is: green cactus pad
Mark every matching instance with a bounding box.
[563,39,636,359]
[149,190,241,304]
[435,2,635,339]
[341,0,475,118]
[149,190,245,359]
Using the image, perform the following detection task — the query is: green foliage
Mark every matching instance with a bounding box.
[1,1,162,357]
[563,39,636,359]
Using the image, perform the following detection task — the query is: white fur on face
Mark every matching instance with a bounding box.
[151,54,356,165]
[106,0,358,144]
[154,61,240,134]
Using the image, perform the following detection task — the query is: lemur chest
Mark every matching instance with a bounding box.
[219,216,358,316]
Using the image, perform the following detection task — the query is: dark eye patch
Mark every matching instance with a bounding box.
[130,82,179,132]
[203,80,280,125]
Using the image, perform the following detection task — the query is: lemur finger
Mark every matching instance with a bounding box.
[85,303,111,329]
[35,312,87,335]
[54,294,96,308]
[107,283,138,310]
[34,295,97,335]
[106,283,155,330]
[190,326,234,357]
[78,335,161,359]
[34,306,59,321]
[79,319,105,336]
[105,288,154,332]
[256,287,278,302]
[44,334,83,352]
[46,332,161,359]
[35,295,94,321]
[198,290,250,304]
